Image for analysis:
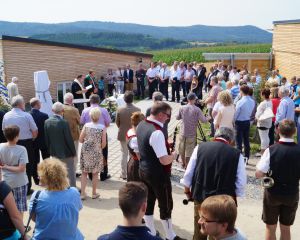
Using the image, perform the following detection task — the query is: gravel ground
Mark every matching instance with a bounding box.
[170,156,264,200]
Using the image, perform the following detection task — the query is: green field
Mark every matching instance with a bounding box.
[149,44,272,65]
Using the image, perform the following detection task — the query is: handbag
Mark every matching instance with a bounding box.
[21,190,41,240]
[0,205,16,238]
[258,107,274,121]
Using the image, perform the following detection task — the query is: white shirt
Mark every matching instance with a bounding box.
[256,138,294,173]
[129,137,139,153]
[127,128,139,153]
[229,72,240,82]
[256,75,262,85]
[159,67,170,79]
[184,69,195,82]
[178,67,186,80]
[147,117,168,158]
[181,142,247,197]
[212,101,223,119]
[267,76,280,85]
[115,69,124,80]
[170,68,181,80]
[146,68,158,78]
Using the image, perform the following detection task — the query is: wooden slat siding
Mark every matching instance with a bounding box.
[2,40,152,102]
[273,23,300,79]
[273,24,300,54]
[274,52,300,80]
[204,60,269,79]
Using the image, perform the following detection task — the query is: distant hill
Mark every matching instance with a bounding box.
[0,20,272,43]
[30,32,189,51]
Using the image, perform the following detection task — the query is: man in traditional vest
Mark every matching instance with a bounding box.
[137,102,186,240]
[256,119,300,240]
[181,127,247,240]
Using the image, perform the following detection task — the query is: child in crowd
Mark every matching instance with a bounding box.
[0,125,28,220]
[98,76,105,101]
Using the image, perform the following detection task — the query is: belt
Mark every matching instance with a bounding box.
[36,89,49,102]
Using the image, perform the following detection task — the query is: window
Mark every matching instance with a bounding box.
[57,81,72,103]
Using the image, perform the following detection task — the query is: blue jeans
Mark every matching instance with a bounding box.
[235,120,250,158]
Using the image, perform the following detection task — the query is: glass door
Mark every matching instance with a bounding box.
[57,81,72,103]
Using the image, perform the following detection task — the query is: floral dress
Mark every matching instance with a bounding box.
[80,122,104,173]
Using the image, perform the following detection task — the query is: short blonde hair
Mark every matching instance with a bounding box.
[38,158,69,191]
[89,107,101,122]
[217,91,232,106]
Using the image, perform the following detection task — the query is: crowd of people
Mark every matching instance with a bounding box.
[0,60,300,240]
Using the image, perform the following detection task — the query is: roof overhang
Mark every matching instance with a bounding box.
[273,19,300,26]
[0,35,153,58]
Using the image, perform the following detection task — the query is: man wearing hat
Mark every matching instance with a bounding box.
[176,93,207,169]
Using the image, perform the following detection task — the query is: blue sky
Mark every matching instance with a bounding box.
[1,0,299,29]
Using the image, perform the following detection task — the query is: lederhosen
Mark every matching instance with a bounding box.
[126,131,140,182]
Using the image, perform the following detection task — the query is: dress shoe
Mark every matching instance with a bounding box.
[76,173,82,178]
[100,173,111,181]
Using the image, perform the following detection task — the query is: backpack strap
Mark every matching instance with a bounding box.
[22,190,41,239]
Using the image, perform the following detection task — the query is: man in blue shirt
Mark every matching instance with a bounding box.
[230,79,240,101]
[276,86,295,125]
[98,182,162,240]
[234,85,255,163]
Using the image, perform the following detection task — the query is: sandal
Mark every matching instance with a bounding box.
[25,225,31,232]
[92,193,100,199]
[80,194,87,201]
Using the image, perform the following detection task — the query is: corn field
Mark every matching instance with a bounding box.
[150,44,272,64]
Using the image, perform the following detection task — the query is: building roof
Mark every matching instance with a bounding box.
[0,35,153,58]
[273,19,300,25]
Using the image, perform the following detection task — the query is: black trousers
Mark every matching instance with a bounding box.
[185,82,192,95]
[181,81,187,97]
[108,84,115,96]
[235,120,251,158]
[140,170,173,219]
[148,79,157,99]
[136,80,145,99]
[74,103,84,115]
[17,139,35,191]
[159,81,169,100]
[171,81,180,102]
[198,81,204,100]
[269,122,275,145]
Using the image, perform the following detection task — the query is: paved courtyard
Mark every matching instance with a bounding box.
[25,99,300,240]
